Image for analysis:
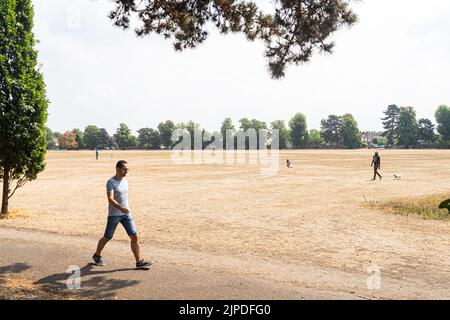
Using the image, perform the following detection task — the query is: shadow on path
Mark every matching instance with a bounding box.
[0,263,32,275]
[36,264,142,299]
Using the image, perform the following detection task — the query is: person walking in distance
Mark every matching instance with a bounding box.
[371,152,382,181]
[93,160,153,269]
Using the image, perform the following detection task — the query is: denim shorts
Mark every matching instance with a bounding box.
[104,215,138,240]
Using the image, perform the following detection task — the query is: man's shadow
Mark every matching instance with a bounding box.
[0,263,32,275]
[35,264,141,299]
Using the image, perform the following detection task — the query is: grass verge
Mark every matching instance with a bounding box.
[365,194,450,221]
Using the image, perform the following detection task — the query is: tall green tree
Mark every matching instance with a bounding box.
[270,120,289,149]
[239,118,252,131]
[251,119,268,149]
[320,115,343,147]
[84,125,101,149]
[238,118,267,149]
[0,0,49,216]
[138,128,161,150]
[308,129,324,148]
[435,105,450,142]
[201,129,213,150]
[158,120,176,149]
[114,123,136,150]
[72,128,85,149]
[109,0,357,78]
[46,127,57,150]
[177,121,202,150]
[220,117,235,149]
[98,128,112,149]
[418,118,435,145]
[341,113,362,149]
[381,104,400,146]
[288,113,308,149]
[397,107,418,148]
[238,118,252,150]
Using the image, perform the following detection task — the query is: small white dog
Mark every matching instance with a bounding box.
[393,174,402,180]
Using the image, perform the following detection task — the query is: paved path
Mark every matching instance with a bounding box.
[0,226,360,300]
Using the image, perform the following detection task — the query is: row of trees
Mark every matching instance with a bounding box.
[47,105,450,151]
[46,116,336,151]
[381,105,450,148]
[47,122,175,151]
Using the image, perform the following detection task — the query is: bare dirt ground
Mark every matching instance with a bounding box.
[1,149,449,299]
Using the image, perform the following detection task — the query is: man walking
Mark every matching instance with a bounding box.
[371,152,382,181]
[93,160,153,269]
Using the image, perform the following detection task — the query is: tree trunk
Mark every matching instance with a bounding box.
[1,163,10,217]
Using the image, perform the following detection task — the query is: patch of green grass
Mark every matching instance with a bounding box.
[375,194,450,221]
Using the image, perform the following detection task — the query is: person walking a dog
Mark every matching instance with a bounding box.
[371,152,382,181]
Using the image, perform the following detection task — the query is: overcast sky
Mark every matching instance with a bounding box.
[33,0,450,135]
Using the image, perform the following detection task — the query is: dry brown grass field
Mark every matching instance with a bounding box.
[1,149,450,299]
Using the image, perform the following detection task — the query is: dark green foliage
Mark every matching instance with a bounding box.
[341,113,362,148]
[320,115,343,147]
[158,120,176,149]
[83,125,101,149]
[46,127,57,150]
[109,0,357,78]
[381,104,400,146]
[397,107,418,148]
[372,136,387,146]
[308,129,323,147]
[0,0,49,215]
[138,127,161,150]
[98,128,113,149]
[288,113,308,148]
[439,199,450,213]
[319,114,361,148]
[220,117,235,149]
[418,118,435,145]
[72,128,85,149]
[435,105,450,142]
[114,123,138,150]
[270,120,289,149]
[238,118,267,149]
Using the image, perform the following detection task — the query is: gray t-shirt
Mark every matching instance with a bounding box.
[106,177,130,217]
